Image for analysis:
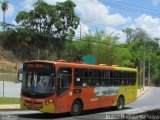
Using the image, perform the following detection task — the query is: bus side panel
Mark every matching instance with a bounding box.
[56,88,81,113]
[98,96,117,108]
[81,87,99,110]
[94,86,120,107]
[70,87,118,110]
[118,85,137,105]
[56,94,70,113]
[129,85,137,103]
[56,87,99,113]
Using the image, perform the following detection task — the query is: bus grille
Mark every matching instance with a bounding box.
[23,103,43,110]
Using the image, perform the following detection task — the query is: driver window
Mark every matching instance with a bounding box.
[57,67,72,95]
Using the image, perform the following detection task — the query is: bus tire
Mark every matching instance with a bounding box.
[71,100,82,116]
[116,96,124,110]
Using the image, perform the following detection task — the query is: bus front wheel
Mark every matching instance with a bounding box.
[71,100,82,116]
[116,96,124,110]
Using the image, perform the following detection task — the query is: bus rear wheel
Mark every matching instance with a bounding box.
[116,96,124,110]
[71,100,82,116]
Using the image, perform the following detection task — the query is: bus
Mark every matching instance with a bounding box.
[18,60,138,116]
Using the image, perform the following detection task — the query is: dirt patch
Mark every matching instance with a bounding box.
[0,60,19,73]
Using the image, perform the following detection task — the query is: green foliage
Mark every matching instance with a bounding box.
[124,28,160,85]
[0,0,8,12]
[0,0,160,86]
[1,0,79,60]
[64,28,160,86]
[114,47,133,67]
[0,0,9,31]
[64,40,88,61]
[123,28,135,43]
[0,50,16,61]
[0,97,20,104]
[65,30,133,66]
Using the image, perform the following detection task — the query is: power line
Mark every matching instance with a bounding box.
[111,0,160,13]
[104,2,160,16]
[90,0,160,17]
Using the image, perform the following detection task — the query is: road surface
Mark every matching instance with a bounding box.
[0,87,160,120]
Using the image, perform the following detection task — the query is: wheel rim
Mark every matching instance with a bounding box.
[118,97,124,109]
[73,104,79,113]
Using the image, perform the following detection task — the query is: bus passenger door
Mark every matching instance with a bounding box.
[56,67,72,113]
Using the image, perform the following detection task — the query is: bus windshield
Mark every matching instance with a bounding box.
[21,63,55,98]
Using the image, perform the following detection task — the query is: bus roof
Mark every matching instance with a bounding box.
[25,60,137,72]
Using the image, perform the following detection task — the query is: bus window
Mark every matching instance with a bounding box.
[57,67,72,96]
[74,68,88,87]
[124,72,129,85]
[130,72,136,85]
[110,71,115,86]
[114,71,121,86]
[88,69,101,86]
[121,71,129,86]
[110,71,114,78]
[101,70,111,86]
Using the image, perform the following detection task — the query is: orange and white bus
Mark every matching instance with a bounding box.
[19,60,138,115]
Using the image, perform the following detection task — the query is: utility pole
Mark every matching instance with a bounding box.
[2,7,5,98]
[2,13,5,97]
[80,23,82,40]
[143,39,146,87]
[140,60,143,87]
[148,58,150,86]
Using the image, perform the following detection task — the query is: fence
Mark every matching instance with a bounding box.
[0,73,21,98]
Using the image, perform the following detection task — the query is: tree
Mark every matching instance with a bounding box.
[64,40,88,61]
[125,28,160,86]
[123,28,135,43]
[15,0,79,59]
[64,30,129,65]
[114,47,133,67]
[0,0,8,31]
[145,40,160,85]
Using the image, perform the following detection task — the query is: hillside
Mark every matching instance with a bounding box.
[0,60,19,73]
[0,47,20,73]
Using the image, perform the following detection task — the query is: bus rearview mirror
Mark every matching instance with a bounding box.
[17,69,23,82]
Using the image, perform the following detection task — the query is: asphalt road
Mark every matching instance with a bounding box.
[0,87,160,120]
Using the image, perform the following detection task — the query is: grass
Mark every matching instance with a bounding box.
[0,59,19,82]
[0,97,20,104]
[0,73,17,82]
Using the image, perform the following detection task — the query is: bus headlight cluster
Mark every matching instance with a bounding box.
[43,102,49,105]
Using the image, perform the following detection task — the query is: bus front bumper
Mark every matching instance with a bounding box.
[20,101,55,113]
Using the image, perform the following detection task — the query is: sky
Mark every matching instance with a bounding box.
[0,0,160,43]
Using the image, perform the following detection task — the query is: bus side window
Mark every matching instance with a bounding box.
[125,72,129,85]
[74,68,88,87]
[133,72,136,85]
[101,70,111,86]
[130,72,136,85]
[128,72,132,85]
[88,69,101,86]
[114,71,121,86]
[121,71,127,86]
[110,71,114,86]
